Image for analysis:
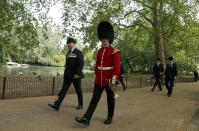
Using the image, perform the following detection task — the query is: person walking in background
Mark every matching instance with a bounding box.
[119,62,126,91]
[151,58,164,92]
[165,56,177,97]
[48,37,84,111]
[75,21,120,126]
[193,70,198,82]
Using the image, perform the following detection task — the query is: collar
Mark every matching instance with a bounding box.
[70,47,75,52]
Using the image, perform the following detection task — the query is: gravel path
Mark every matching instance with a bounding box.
[0,82,198,131]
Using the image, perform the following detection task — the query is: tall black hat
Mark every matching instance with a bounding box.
[97,21,114,44]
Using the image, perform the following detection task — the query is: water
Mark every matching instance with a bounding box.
[0,65,93,76]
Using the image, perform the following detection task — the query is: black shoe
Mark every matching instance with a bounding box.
[151,88,154,92]
[75,105,83,110]
[123,86,127,91]
[75,117,89,126]
[104,117,112,124]
[168,94,171,97]
[48,104,59,111]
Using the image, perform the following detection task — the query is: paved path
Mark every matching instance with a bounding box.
[0,83,199,131]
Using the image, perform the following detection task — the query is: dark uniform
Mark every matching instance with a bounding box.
[193,71,198,82]
[151,59,164,92]
[165,57,177,97]
[48,38,84,110]
[119,64,126,90]
[75,21,120,126]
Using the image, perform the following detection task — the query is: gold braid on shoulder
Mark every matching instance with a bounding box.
[112,49,120,54]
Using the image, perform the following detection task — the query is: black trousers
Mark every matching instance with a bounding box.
[84,85,115,121]
[165,77,174,95]
[152,76,162,90]
[54,77,83,107]
[119,76,126,90]
[194,76,198,82]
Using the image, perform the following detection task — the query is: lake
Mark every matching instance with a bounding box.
[0,65,94,76]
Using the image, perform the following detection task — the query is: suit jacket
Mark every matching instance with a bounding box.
[64,48,84,80]
[153,63,164,77]
[165,63,177,79]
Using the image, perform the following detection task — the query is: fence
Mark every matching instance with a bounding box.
[0,75,194,99]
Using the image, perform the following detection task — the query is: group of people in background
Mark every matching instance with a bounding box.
[151,57,178,97]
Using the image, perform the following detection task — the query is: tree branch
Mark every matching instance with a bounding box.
[120,10,153,26]
[116,22,149,31]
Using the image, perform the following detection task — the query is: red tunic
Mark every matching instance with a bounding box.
[94,46,120,86]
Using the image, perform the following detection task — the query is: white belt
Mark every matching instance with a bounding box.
[98,66,113,70]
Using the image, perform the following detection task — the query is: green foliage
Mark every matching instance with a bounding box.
[62,0,199,73]
[24,26,64,66]
[53,54,65,67]
[1,0,199,74]
[0,0,55,64]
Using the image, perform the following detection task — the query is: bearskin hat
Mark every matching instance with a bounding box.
[97,21,114,44]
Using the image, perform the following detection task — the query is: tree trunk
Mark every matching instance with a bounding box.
[153,0,166,69]
[0,0,6,9]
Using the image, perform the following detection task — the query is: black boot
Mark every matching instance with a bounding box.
[75,105,83,110]
[104,117,112,124]
[75,117,89,126]
[48,104,59,111]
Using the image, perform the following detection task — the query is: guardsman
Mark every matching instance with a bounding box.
[75,21,120,126]
[48,37,84,110]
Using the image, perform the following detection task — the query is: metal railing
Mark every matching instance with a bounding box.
[0,75,194,99]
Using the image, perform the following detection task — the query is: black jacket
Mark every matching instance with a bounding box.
[119,64,125,78]
[193,71,198,77]
[165,63,177,79]
[153,63,164,77]
[64,48,84,80]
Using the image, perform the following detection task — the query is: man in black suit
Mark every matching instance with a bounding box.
[193,70,198,82]
[151,58,164,92]
[165,56,177,97]
[119,63,126,91]
[48,37,84,110]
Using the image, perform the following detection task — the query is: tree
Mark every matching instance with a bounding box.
[61,0,199,72]
[0,0,55,63]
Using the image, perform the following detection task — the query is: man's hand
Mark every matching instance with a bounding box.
[174,76,177,80]
[108,80,116,89]
[74,74,79,79]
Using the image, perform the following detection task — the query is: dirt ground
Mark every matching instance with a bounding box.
[0,82,199,131]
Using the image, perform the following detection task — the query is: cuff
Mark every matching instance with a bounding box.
[112,75,117,84]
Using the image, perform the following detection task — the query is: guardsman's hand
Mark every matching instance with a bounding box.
[74,74,79,79]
